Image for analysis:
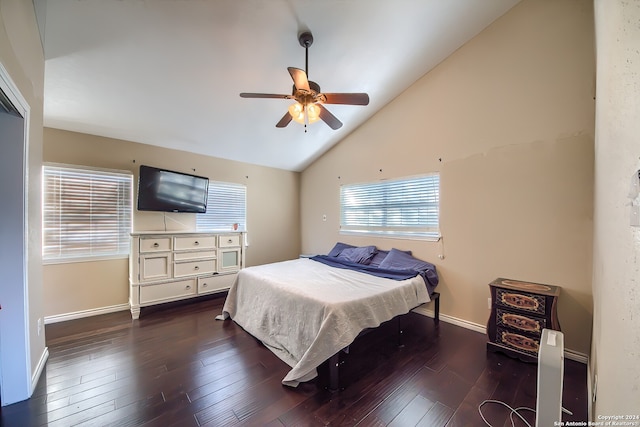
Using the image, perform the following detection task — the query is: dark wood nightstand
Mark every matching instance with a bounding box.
[487,278,561,362]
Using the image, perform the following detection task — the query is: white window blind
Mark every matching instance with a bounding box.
[42,165,133,262]
[340,174,440,240]
[196,181,246,231]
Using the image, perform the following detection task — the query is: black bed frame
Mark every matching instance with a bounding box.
[326,291,440,392]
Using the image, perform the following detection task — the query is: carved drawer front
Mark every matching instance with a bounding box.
[140,237,171,253]
[174,260,216,277]
[174,236,216,251]
[495,326,540,356]
[496,308,545,336]
[496,288,545,315]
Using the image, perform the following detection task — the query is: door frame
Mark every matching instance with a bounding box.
[0,59,32,406]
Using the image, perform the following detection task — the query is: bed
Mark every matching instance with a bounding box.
[216,244,439,389]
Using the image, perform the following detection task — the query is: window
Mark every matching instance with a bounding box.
[196,181,247,231]
[42,164,133,263]
[340,174,440,240]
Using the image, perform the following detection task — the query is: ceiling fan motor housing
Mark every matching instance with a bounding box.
[298,31,313,48]
[292,80,321,96]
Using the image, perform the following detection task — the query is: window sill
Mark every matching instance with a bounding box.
[43,254,129,265]
[339,230,441,242]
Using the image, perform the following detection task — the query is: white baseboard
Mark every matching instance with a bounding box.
[412,306,589,364]
[31,347,48,396]
[44,303,130,324]
[412,305,486,334]
[564,348,589,364]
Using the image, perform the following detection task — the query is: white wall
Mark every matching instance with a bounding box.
[301,0,595,355]
[592,0,640,415]
[42,128,301,317]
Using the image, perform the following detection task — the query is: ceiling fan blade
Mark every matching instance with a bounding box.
[287,67,310,92]
[275,112,292,128]
[240,93,292,99]
[318,105,343,130]
[322,93,370,106]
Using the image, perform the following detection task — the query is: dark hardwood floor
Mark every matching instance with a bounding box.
[1,295,588,426]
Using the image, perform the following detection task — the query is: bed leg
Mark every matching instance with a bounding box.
[433,292,440,324]
[328,353,340,392]
[397,316,404,347]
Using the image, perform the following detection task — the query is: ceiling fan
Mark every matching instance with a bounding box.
[239,31,369,131]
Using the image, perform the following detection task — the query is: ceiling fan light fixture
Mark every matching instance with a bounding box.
[288,102,304,123]
[307,103,320,123]
[288,102,320,125]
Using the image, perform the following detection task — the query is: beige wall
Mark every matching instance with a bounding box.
[43,128,300,317]
[592,0,640,415]
[301,0,595,355]
[0,0,45,402]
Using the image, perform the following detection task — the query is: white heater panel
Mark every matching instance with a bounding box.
[535,329,564,427]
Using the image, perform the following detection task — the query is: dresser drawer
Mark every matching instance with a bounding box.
[139,237,171,253]
[218,234,240,247]
[495,326,540,356]
[496,308,545,336]
[174,235,216,251]
[496,288,546,315]
[174,259,216,277]
[139,279,196,304]
[198,273,236,294]
[173,250,216,261]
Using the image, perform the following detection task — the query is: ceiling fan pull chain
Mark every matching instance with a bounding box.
[304,105,309,132]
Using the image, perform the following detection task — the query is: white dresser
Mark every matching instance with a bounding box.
[129,231,243,319]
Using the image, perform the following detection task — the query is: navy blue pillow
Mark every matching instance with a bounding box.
[327,242,355,257]
[337,245,377,264]
[369,248,412,267]
[378,248,432,271]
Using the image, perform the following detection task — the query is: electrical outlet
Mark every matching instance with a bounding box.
[487,297,492,310]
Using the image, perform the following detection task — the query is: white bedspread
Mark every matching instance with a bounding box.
[217,258,430,386]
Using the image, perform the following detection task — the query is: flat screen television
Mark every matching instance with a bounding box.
[137,165,209,213]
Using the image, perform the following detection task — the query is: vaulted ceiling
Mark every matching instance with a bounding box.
[36,0,520,171]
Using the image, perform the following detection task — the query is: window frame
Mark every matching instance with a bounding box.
[339,173,440,241]
[42,163,133,264]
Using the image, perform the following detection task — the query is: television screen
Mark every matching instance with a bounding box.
[137,165,209,213]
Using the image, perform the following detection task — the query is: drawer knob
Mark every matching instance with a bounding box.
[228,239,232,243]
[194,266,199,270]
[153,243,159,248]
[194,241,199,245]
[202,283,208,287]
[186,285,191,290]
